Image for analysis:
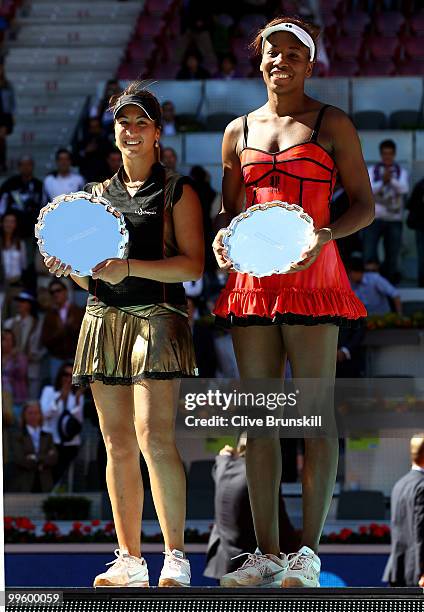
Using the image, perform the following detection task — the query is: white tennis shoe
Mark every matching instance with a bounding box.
[93,548,149,587]
[158,549,191,587]
[281,546,321,587]
[220,548,288,587]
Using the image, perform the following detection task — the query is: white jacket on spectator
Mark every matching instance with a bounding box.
[40,386,84,447]
[368,163,409,222]
[42,172,85,205]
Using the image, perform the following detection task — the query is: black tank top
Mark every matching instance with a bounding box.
[85,163,190,307]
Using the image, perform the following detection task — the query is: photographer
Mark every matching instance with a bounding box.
[364,140,409,284]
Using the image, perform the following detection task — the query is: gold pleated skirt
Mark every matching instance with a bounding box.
[72,303,198,386]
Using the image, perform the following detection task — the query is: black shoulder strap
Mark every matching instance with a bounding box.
[243,114,249,148]
[310,105,331,142]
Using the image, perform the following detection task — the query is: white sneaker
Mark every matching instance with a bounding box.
[158,549,191,587]
[93,549,149,587]
[220,548,288,587]
[281,546,321,587]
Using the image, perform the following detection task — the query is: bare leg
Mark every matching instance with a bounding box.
[90,381,143,557]
[231,325,286,556]
[282,324,339,552]
[134,379,186,552]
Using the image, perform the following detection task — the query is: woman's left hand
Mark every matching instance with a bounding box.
[286,228,332,273]
[92,258,128,284]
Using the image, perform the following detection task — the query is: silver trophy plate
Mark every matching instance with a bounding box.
[35,191,129,277]
[222,201,315,277]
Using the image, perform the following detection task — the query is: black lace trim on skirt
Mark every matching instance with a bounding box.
[72,371,195,387]
[215,313,367,329]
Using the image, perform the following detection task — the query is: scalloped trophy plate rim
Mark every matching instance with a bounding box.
[222,200,315,277]
[35,191,129,277]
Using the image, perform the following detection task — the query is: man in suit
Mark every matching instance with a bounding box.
[383,434,424,586]
[204,435,300,580]
[9,401,58,492]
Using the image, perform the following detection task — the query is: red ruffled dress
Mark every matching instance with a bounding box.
[214,106,367,327]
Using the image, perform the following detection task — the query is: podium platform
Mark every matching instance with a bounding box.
[6,587,424,611]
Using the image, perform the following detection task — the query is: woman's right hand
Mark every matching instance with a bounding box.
[44,256,72,278]
[212,229,233,271]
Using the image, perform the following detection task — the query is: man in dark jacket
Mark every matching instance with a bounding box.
[383,434,424,586]
[9,400,57,492]
[406,177,424,287]
[204,436,300,580]
[41,279,84,382]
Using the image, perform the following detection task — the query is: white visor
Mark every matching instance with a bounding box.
[261,23,316,61]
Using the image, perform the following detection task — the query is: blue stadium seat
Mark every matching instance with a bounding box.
[149,80,203,115]
[185,133,222,165]
[353,111,388,130]
[352,77,423,116]
[359,130,413,164]
[204,80,267,116]
[305,78,350,112]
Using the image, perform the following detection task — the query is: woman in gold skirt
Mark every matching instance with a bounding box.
[44,81,204,587]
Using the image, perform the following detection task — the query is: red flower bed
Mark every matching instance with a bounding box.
[4,517,390,544]
[321,523,391,544]
[4,518,211,544]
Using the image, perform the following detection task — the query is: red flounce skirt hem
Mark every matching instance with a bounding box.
[213,287,367,321]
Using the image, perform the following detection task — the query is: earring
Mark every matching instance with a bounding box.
[154,141,159,148]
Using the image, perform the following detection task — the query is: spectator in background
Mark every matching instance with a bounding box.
[347,257,402,316]
[2,385,14,466]
[41,279,84,382]
[336,326,366,378]
[4,291,45,400]
[178,8,218,71]
[162,100,179,136]
[0,155,43,294]
[40,362,84,485]
[161,146,179,172]
[210,13,234,59]
[406,176,424,287]
[88,147,123,183]
[76,117,113,183]
[214,53,241,79]
[184,278,218,377]
[0,155,43,245]
[364,140,409,284]
[177,51,211,80]
[1,329,28,418]
[0,63,15,172]
[190,165,217,274]
[331,177,362,264]
[95,78,122,135]
[42,149,85,205]
[204,435,300,581]
[0,211,27,318]
[10,401,57,493]
[105,148,122,177]
[383,433,424,587]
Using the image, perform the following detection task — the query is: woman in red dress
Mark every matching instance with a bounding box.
[213,16,374,588]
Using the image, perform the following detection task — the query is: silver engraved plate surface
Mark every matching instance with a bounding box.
[222,201,315,277]
[35,191,129,277]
